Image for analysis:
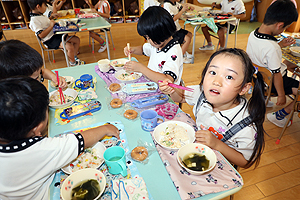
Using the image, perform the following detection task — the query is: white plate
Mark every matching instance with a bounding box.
[50,76,75,89]
[153,121,196,151]
[290,46,300,57]
[61,142,106,174]
[49,88,78,109]
[114,69,142,83]
[110,58,129,71]
[185,11,196,18]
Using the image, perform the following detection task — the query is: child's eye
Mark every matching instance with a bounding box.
[226,75,233,80]
[209,71,216,75]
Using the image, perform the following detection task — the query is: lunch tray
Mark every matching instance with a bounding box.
[60,100,101,120]
[53,22,78,33]
[130,94,169,108]
[122,82,158,95]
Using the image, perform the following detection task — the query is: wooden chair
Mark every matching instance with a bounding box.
[203,18,240,50]
[253,63,300,144]
[35,34,65,68]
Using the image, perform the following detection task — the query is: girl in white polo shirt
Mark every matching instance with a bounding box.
[124,6,183,85]
[159,48,266,168]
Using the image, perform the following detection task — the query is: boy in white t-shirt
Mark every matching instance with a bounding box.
[28,0,85,66]
[0,77,119,199]
[199,0,246,51]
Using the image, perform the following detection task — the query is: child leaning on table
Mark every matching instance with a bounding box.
[159,48,266,168]
[0,39,67,88]
[199,0,246,51]
[0,77,120,199]
[162,0,194,64]
[28,0,85,67]
[123,6,183,85]
[84,0,110,53]
[246,0,298,128]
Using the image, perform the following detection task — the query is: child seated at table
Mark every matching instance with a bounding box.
[84,0,110,53]
[0,39,67,88]
[199,0,246,51]
[123,6,183,85]
[0,77,120,199]
[162,0,194,64]
[159,48,266,168]
[246,0,298,127]
[28,0,85,66]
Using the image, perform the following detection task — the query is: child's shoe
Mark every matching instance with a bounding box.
[184,52,193,59]
[70,60,85,67]
[267,112,291,128]
[183,57,192,64]
[266,99,274,108]
[199,44,215,51]
[98,44,107,53]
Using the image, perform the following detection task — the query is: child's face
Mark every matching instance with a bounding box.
[36,3,47,13]
[30,68,42,82]
[203,54,247,111]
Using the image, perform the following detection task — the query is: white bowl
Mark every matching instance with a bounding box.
[185,11,195,18]
[153,121,196,151]
[290,46,300,57]
[114,69,142,83]
[177,143,217,175]
[98,59,111,72]
[50,76,75,89]
[49,88,78,109]
[110,58,129,71]
[58,10,68,17]
[61,168,106,200]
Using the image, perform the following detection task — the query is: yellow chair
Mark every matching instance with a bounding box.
[253,63,300,144]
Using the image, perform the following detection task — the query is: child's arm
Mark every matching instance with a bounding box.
[158,79,186,103]
[81,124,120,148]
[212,2,221,9]
[173,4,190,21]
[124,46,143,56]
[195,129,248,167]
[124,61,175,84]
[42,68,68,89]
[227,12,246,19]
[55,0,66,12]
[273,73,286,106]
[38,20,56,39]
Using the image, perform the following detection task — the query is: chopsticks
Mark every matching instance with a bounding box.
[55,71,65,104]
[158,80,194,92]
[127,43,131,61]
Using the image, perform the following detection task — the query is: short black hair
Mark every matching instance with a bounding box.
[137,6,176,44]
[263,0,298,27]
[0,40,43,79]
[27,0,46,10]
[0,77,49,141]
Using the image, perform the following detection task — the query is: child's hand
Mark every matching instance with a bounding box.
[158,79,175,95]
[276,95,286,106]
[103,124,120,139]
[182,4,190,12]
[52,76,67,89]
[195,129,219,149]
[124,46,136,56]
[124,61,144,72]
[279,36,296,47]
[189,5,195,11]
[91,8,97,13]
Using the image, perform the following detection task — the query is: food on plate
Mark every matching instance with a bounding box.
[69,148,103,173]
[159,123,189,149]
[72,179,100,199]
[49,91,74,106]
[109,83,121,92]
[124,109,138,119]
[110,98,123,108]
[115,64,125,68]
[116,72,140,81]
[292,48,300,53]
[68,25,77,29]
[131,146,148,161]
[182,152,209,171]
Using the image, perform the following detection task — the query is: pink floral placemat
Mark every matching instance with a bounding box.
[95,65,162,102]
[151,112,244,199]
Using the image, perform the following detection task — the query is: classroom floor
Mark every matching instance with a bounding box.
[3,21,300,199]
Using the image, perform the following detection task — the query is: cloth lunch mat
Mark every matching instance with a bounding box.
[184,17,218,34]
[95,65,162,102]
[150,112,244,199]
[49,121,153,200]
[282,47,300,65]
[53,78,98,125]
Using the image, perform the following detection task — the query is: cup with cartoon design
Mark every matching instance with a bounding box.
[75,74,94,90]
[140,110,164,132]
[103,146,127,177]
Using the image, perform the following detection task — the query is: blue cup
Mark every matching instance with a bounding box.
[75,74,94,90]
[140,110,164,131]
[103,146,127,177]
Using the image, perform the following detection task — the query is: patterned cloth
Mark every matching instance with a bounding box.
[150,112,243,199]
[95,65,162,102]
[184,17,218,33]
[282,47,300,66]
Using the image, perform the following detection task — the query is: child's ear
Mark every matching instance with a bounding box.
[239,82,252,96]
[28,123,44,137]
[276,22,285,30]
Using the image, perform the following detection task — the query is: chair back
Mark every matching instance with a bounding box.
[252,63,273,105]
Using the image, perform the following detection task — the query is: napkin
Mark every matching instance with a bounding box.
[111,177,149,200]
[184,17,218,33]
